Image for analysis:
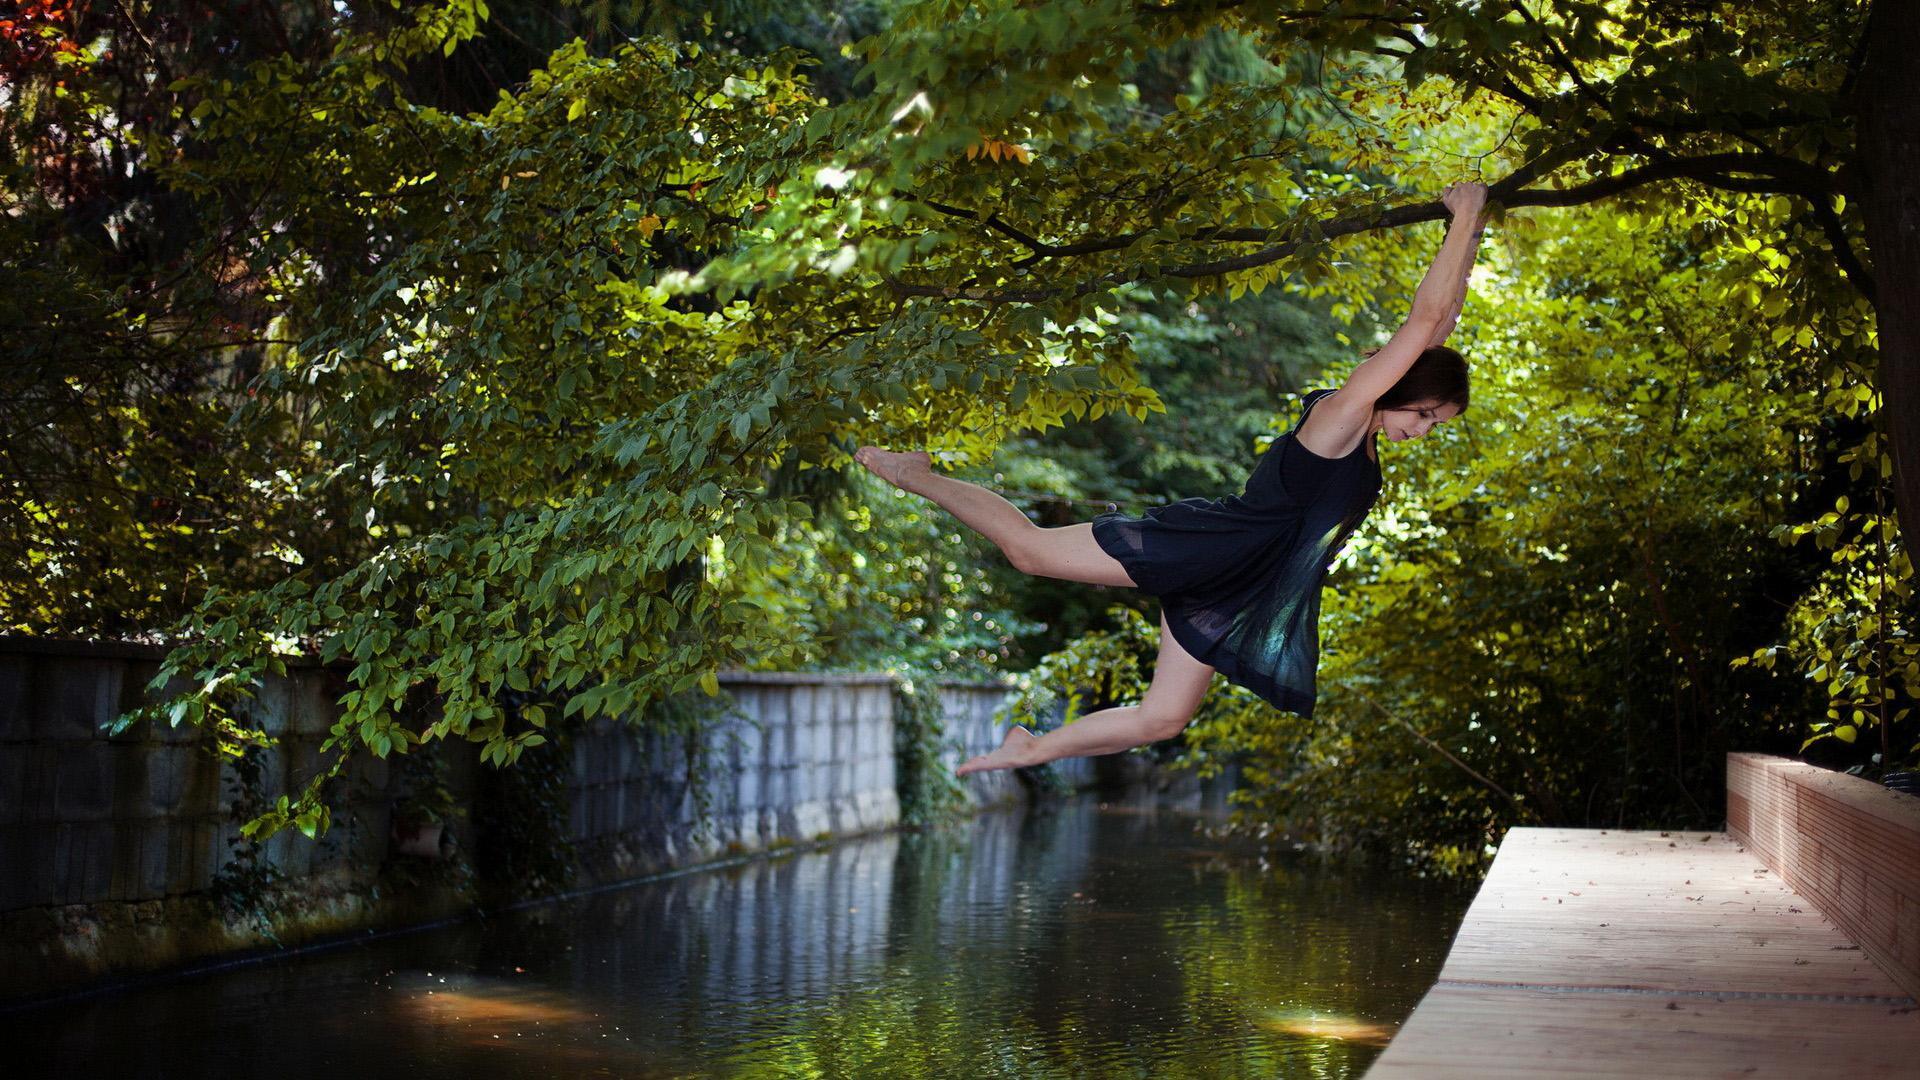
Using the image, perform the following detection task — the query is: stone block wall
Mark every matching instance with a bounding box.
[0,643,420,917]
[0,638,1035,1004]
[566,674,916,886]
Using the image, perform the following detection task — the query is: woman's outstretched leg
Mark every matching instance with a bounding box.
[956,611,1213,775]
[854,447,1135,587]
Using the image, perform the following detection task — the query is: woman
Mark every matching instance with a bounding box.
[856,181,1488,775]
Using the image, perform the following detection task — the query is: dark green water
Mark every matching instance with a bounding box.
[7,792,1471,1078]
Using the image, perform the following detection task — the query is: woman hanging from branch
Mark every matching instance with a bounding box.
[856,181,1489,775]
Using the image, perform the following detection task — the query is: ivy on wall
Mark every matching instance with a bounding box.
[891,670,968,827]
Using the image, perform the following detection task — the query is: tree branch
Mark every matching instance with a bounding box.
[1808,199,1878,303]
[888,152,1838,304]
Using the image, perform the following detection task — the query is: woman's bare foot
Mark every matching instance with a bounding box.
[853,447,933,493]
[955,725,1042,776]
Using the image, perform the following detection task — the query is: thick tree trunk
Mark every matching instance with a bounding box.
[1857,0,1920,556]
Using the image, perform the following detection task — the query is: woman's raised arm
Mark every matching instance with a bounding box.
[1298,182,1488,457]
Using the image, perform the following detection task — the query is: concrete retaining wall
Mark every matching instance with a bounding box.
[0,640,1050,1005]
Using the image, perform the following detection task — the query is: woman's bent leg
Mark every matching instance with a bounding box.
[956,611,1213,775]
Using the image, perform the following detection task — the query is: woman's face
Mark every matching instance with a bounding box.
[1378,400,1464,442]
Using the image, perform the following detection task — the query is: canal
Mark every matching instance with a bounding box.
[6,789,1471,1078]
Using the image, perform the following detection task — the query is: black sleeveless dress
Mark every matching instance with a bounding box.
[1090,389,1380,718]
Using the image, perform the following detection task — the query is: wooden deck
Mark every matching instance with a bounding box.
[1367,828,1920,1077]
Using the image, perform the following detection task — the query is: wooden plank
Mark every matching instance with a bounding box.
[1369,985,1920,1079]
[1367,828,1920,1077]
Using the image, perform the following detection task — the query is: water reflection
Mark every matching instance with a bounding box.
[1258,1010,1399,1048]
[6,792,1469,1078]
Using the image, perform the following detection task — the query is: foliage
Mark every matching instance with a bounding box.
[1738,364,1919,767]
[0,0,352,636]
[757,468,1040,674]
[6,0,1913,857]
[98,3,1179,841]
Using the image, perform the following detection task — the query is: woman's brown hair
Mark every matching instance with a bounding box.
[1368,345,1470,411]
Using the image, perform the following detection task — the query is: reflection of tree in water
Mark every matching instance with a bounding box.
[687,798,1467,1078]
[1168,860,1473,1075]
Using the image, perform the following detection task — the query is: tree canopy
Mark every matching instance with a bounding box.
[4,0,1912,855]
